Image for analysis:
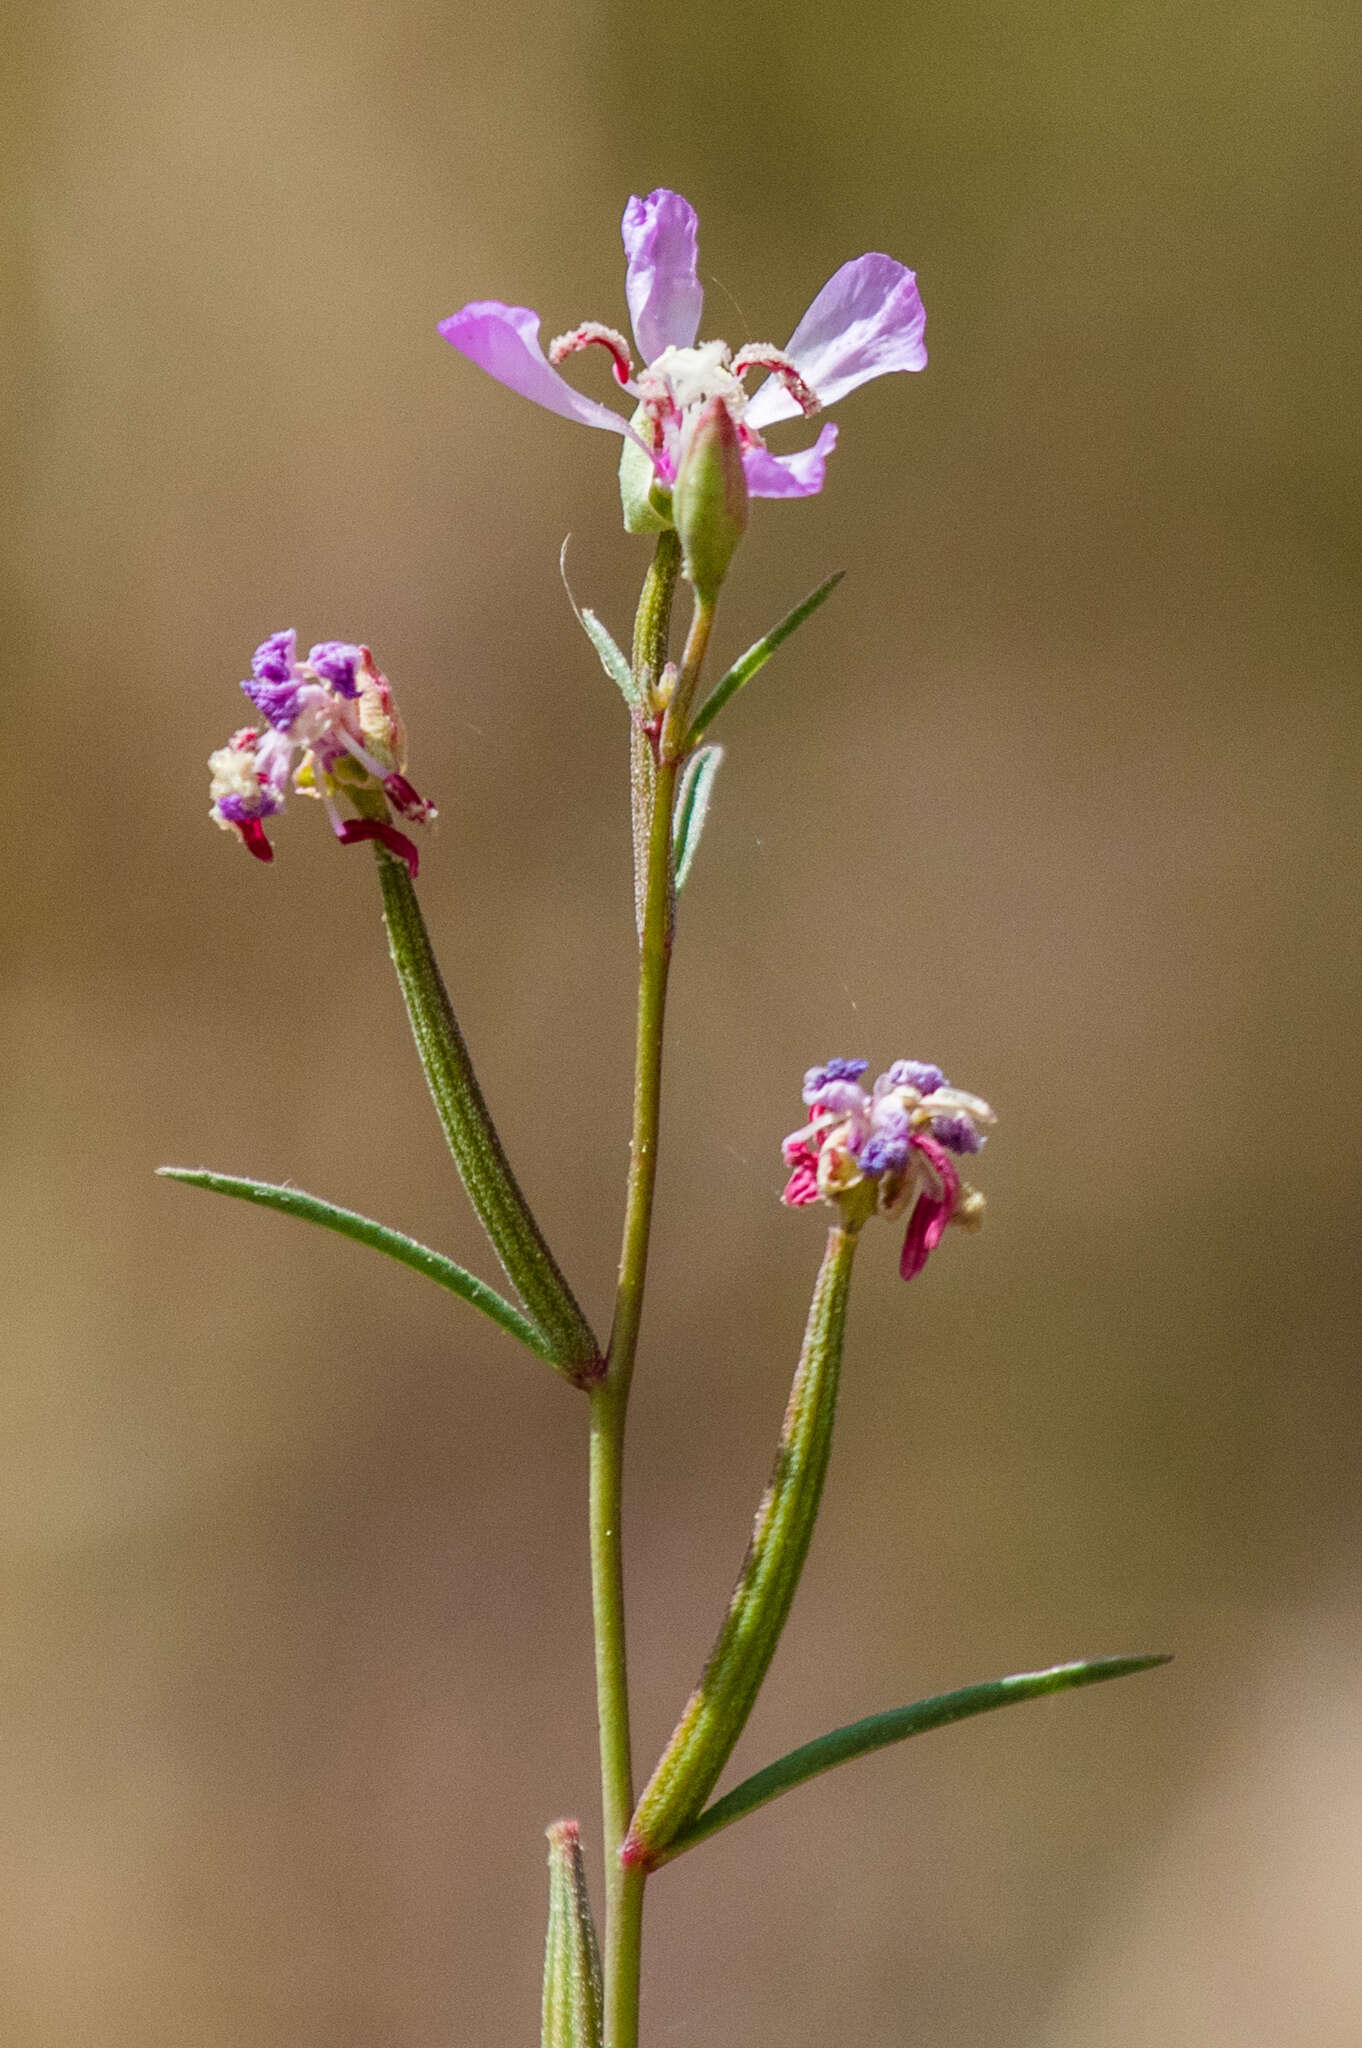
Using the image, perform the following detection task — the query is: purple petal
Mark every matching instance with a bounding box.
[883,1060,946,1095]
[803,1077,868,1119]
[804,1058,869,1091]
[621,190,704,363]
[745,255,927,429]
[438,301,632,437]
[308,641,362,698]
[252,630,298,684]
[241,676,305,731]
[742,422,838,499]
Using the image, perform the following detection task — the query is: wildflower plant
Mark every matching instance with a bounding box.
[167,190,1166,2046]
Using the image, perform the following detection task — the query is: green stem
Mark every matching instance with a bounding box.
[592,532,701,2048]
[661,592,717,763]
[374,849,601,1380]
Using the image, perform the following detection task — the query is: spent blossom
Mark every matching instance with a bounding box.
[208,632,435,874]
[782,1058,994,1279]
[438,189,926,526]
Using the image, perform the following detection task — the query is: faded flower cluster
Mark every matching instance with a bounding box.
[782,1059,993,1278]
[209,631,434,873]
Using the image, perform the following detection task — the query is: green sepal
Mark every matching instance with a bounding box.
[688,570,845,742]
[619,411,674,534]
[542,1821,604,2048]
[559,541,639,708]
[652,1654,1172,1864]
[672,744,723,891]
[158,1167,562,1367]
[626,1224,860,1865]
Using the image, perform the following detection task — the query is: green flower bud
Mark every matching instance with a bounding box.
[672,396,749,600]
[541,1820,603,2048]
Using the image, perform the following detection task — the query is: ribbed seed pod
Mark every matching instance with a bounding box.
[541,1820,603,2048]
[625,1223,860,1864]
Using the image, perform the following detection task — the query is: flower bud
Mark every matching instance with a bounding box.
[541,1820,603,2048]
[672,396,748,600]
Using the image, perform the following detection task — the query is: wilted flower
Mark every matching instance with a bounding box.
[208,632,436,873]
[438,188,926,525]
[781,1058,993,1279]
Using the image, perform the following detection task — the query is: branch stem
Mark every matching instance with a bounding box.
[591,532,702,2048]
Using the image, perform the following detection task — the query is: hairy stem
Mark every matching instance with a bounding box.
[592,531,696,2048]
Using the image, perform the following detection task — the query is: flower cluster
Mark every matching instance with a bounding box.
[208,632,436,873]
[781,1059,993,1279]
[438,189,927,524]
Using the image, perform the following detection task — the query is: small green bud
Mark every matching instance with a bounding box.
[541,1820,603,2048]
[618,409,675,534]
[673,397,749,601]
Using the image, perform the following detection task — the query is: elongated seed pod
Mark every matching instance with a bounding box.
[625,1224,860,1864]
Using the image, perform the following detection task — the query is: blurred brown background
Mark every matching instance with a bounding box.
[4,1,1361,2042]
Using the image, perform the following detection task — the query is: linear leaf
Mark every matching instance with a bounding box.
[560,539,640,706]
[158,1167,556,1362]
[656,1654,1171,1863]
[673,744,723,891]
[688,570,844,741]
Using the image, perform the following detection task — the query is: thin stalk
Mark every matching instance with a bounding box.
[661,594,717,763]
[591,533,711,2048]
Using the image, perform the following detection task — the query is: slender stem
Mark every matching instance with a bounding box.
[661,594,717,763]
[590,534,711,2048]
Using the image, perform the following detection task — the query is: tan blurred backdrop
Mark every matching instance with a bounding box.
[5,1,1362,2043]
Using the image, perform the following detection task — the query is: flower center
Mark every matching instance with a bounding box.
[643,341,747,420]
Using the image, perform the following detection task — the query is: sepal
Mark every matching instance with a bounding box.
[619,412,675,534]
[673,745,723,890]
[560,541,641,707]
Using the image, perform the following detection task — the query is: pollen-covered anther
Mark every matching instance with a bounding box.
[732,345,821,417]
[548,321,637,387]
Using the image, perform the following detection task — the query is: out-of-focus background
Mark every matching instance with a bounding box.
[5,1,1361,2042]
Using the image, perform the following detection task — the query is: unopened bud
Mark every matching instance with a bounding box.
[541,1820,603,2048]
[673,397,748,600]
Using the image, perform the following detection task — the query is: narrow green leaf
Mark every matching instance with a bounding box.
[542,1820,603,2048]
[626,1225,860,1866]
[672,744,723,891]
[687,569,844,741]
[158,1167,558,1364]
[655,1654,1172,1864]
[560,539,640,706]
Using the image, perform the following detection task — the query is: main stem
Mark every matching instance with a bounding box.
[592,535,711,2048]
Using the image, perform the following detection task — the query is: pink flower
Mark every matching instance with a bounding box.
[438,189,926,510]
[780,1059,992,1280]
